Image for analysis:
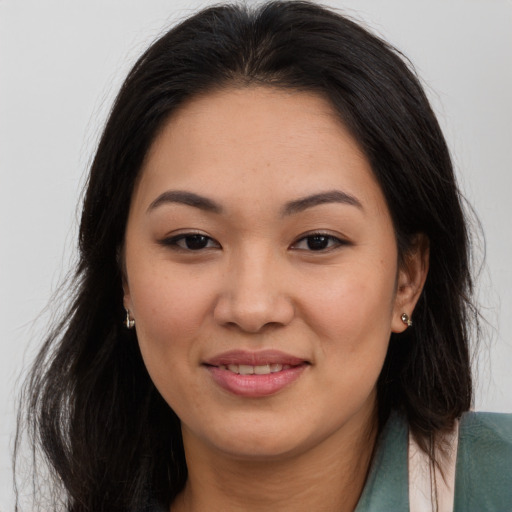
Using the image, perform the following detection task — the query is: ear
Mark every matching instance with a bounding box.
[118,245,133,313]
[123,282,133,313]
[391,234,429,333]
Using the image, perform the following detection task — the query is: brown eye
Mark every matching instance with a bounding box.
[306,235,330,250]
[161,233,221,251]
[181,235,210,250]
[292,233,347,251]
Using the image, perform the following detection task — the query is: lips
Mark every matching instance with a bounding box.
[217,363,291,375]
[203,350,309,397]
[204,349,307,367]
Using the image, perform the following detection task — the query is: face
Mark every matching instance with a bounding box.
[123,87,423,460]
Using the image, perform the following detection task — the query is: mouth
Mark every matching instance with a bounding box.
[203,350,309,397]
[204,349,308,368]
[214,363,295,375]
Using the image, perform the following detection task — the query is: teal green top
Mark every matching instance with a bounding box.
[157,412,511,512]
[355,412,512,511]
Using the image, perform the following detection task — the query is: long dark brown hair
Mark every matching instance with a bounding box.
[16,2,477,510]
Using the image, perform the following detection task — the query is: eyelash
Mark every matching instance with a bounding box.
[160,233,221,251]
[159,232,349,252]
[291,232,349,252]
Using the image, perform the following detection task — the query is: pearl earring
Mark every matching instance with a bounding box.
[125,309,135,329]
[401,313,412,327]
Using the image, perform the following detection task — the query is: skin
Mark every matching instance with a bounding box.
[123,87,428,511]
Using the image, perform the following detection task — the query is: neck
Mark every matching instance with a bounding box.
[172,410,378,512]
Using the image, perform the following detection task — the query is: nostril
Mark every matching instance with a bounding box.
[222,319,286,334]
[213,293,295,333]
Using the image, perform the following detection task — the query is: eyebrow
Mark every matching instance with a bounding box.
[147,190,223,214]
[146,189,362,216]
[282,190,363,216]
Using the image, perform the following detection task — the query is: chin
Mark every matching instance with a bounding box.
[187,419,310,460]
[215,435,304,461]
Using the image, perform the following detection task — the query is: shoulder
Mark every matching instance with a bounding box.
[454,412,512,511]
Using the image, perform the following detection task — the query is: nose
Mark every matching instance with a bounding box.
[213,249,295,333]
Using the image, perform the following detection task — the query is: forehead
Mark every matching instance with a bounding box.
[133,86,387,216]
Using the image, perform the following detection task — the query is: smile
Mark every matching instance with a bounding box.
[217,363,292,375]
[204,350,309,397]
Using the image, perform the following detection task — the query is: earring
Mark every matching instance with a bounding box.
[401,313,413,327]
[125,309,135,329]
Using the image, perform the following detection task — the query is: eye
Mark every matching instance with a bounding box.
[161,233,221,251]
[291,233,347,251]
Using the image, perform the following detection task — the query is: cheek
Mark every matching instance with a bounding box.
[127,262,216,372]
[305,263,397,342]
[301,260,396,392]
[128,268,216,413]
[131,258,210,322]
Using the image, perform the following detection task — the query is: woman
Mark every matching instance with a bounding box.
[15,1,511,511]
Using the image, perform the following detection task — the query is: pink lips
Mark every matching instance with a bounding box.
[204,350,309,398]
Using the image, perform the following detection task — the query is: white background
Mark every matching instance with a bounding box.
[1,0,511,509]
